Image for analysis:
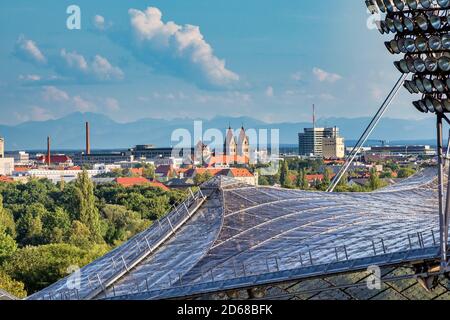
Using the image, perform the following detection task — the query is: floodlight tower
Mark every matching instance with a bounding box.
[365,0,450,270]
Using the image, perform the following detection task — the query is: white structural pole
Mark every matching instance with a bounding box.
[327,73,407,192]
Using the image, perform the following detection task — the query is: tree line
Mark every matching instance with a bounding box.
[0,171,187,297]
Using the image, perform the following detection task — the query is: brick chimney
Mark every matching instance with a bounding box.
[85,122,91,155]
[47,136,51,165]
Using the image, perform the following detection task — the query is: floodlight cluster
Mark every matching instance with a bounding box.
[366,0,450,113]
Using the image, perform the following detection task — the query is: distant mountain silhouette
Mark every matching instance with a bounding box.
[0,112,438,150]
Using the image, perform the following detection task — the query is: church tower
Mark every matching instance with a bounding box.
[224,126,237,156]
[237,126,249,158]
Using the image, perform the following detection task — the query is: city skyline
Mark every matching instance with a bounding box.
[0,1,432,126]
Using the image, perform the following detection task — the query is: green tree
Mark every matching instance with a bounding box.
[102,205,150,245]
[258,175,270,186]
[67,221,92,248]
[368,168,382,191]
[323,168,332,185]
[0,270,27,298]
[0,232,17,264]
[397,167,416,178]
[16,203,45,246]
[42,207,71,243]
[2,243,109,294]
[280,161,291,188]
[194,171,213,185]
[74,171,102,243]
[142,164,156,180]
[0,194,16,238]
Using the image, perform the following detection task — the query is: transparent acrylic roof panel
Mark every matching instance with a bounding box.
[30,168,441,300]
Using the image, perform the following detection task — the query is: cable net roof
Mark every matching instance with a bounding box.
[29,168,442,300]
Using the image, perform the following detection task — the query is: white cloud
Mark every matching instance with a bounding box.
[127,7,239,89]
[13,35,123,84]
[19,74,41,81]
[291,72,302,81]
[265,86,274,97]
[14,35,47,65]
[42,86,70,102]
[93,15,106,30]
[58,49,124,81]
[104,97,120,111]
[73,96,95,112]
[15,106,54,122]
[312,67,342,83]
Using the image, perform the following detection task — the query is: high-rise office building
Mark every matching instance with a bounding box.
[299,127,345,158]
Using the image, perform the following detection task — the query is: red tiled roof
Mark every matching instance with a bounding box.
[207,155,249,166]
[36,155,72,163]
[0,176,13,183]
[130,168,143,176]
[148,180,170,191]
[184,168,255,178]
[14,166,30,172]
[227,168,254,178]
[305,173,336,182]
[115,177,170,190]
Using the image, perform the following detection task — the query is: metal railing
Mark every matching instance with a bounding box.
[105,228,443,299]
[41,188,208,300]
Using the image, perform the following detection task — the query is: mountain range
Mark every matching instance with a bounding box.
[0,112,440,150]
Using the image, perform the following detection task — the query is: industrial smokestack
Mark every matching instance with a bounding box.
[85,121,91,155]
[47,136,51,165]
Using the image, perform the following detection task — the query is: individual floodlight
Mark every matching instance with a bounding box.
[377,0,387,11]
[416,15,429,31]
[438,0,450,7]
[404,17,415,31]
[429,35,442,50]
[425,57,438,72]
[394,18,404,32]
[413,100,428,112]
[418,99,428,112]
[406,58,416,72]
[386,18,397,33]
[439,56,450,71]
[430,15,442,30]
[407,0,418,9]
[404,81,415,93]
[442,34,450,49]
[405,38,416,52]
[419,0,431,9]
[366,0,379,14]
[398,38,407,53]
[409,79,420,92]
[416,78,426,92]
[422,78,433,92]
[394,0,405,10]
[413,58,426,72]
[384,0,395,12]
[434,79,446,92]
[415,37,428,52]
[444,99,450,112]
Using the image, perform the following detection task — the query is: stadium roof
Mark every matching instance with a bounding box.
[29,168,442,300]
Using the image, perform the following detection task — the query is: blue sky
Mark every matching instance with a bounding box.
[0,0,427,125]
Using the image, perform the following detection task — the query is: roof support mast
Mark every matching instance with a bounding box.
[326,73,407,193]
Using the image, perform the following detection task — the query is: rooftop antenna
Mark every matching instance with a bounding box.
[313,104,316,129]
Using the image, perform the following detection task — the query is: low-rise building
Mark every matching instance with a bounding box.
[7,151,31,165]
[24,168,108,183]
[72,152,134,166]
[184,167,258,186]
[0,158,14,176]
